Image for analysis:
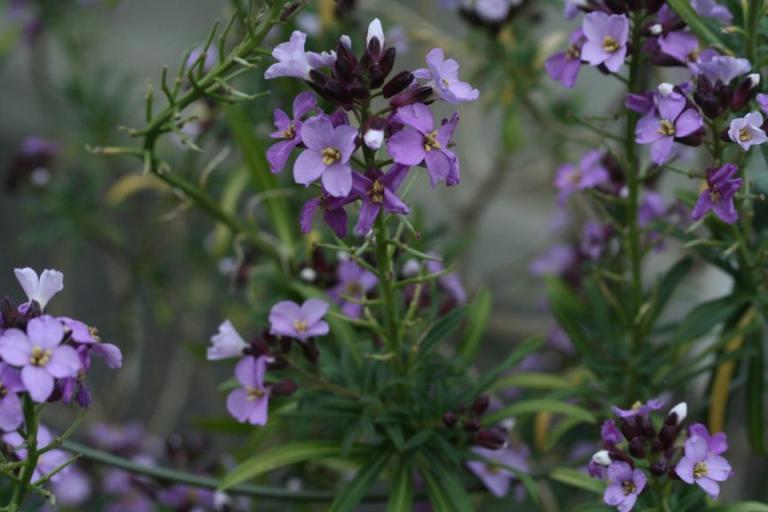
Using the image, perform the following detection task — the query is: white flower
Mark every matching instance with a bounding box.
[364,128,385,150]
[264,31,312,80]
[14,267,63,310]
[592,450,611,466]
[366,18,385,47]
[668,402,688,425]
[207,320,248,360]
[728,112,768,151]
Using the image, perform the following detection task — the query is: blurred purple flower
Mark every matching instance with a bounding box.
[416,48,479,104]
[688,423,728,455]
[3,425,69,483]
[267,92,317,173]
[612,398,664,419]
[691,163,742,224]
[554,149,609,203]
[699,55,750,84]
[466,445,529,498]
[300,193,352,238]
[328,260,378,319]
[0,363,23,432]
[269,299,330,341]
[692,0,733,22]
[227,356,271,426]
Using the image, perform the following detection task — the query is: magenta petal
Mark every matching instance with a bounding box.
[46,346,81,378]
[0,330,32,367]
[27,316,64,349]
[21,366,54,403]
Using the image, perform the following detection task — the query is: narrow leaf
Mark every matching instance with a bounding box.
[386,460,413,512]
[482,399,597,426]
[328,449,392,512]
[467,337,544,400]
[550,467,605,495]
[458,287,492,363]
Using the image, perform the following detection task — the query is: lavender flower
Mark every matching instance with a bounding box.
[601,419,622,446]
[294,116,358,197]
[264,31,312,80]
[529,244,577,277]
[728,112,767,151]
[0,364,24,432]
[757,93,768,115]
[688,423,728,455]
[699,56,751,84]
[300,193,352,238]
[0,316,80,402]
[691,163,742,224]
[554,149,609,202]
[564,0,586,19]
[603,461,645,512]
[581,12,629,73]
[227,356,270,426]
[691,0,733,22]
[59,317,122,369]
[207,320,248,360]
[657,31,703,73]
[635,93,703,164]
[3,425,69,483]
[426,256,467,305]
[466,445,529,498]
[351,165,410,235]
[388,104,460,187]
[416,48,479,104]
[545,29,586,89]
[328,261,378,319]
[14,267,63,310]
[675,435,732,498]
[580,222,612,260]
[267,92,317,173]
[611,398,664,419]
[269,299,330,341]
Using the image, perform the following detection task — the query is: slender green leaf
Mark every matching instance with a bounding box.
[492,372,573,391]
[386,461,414,512]
[328,449,392,512]
[708,503,768,512]
[642,257,693,331]
[549,467,605,494]
[746,328,765,453]
[482,399,597,426]
[458,287,492,363]
[672,295,748,345]
[220,441,363,490]
[429,460,474,512]
[422,468,456,512]
[466,337,544,400]
[417,306,467,360]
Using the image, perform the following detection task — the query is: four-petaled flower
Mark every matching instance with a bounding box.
[328,261,378,319]
[603,461,646,512]
[728,112,767,151]
[466,446,529,498]
[351,164,410,235]
[388,103,460,187]
[546,29,586,89]
[415,48,479,104]
[675,435,732,498]
[698,56,751,85]
[269,299,330,341]
[636,93,703,164]
[300,192,353,238]
[207,320,248,361]
[267,92,317,173]
[264,31,313,80]
[581,12,629,73]
[14,267,63,310]
[294,116,358,197]
[0,316,80,402]
[554,149,609,203]
[226,356,271,426]
[691,163,742,224]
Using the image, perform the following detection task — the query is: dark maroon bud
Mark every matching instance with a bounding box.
[309,69,328,86]
[246,338,271,357]
[369,65,385,89]
[676,126,706,146]
[658,424,679,450]
[383,71,414,98]
[379,47,396,78]
[628,437,646,458]
[272,379,298,396]
[301,339,319,363]
[619,419,638,441]
[473,428,508,450]
[262,329,278,346]
[472,395,491,416]
[325,82,353,104]
[609,449,635,467]
[351,85,370,100]
[731,73,760,110]
[443,411,457,429]
[649,438,663,454]
[604,0,628,13]
[334,42,358,83]
[268,354,289,370]
[720,127,732,142]
[650,459,668,476]
[366,37,382,62]
[462,415,480,433]
[636,415,655,439]
[389,85,433,108]
[645,0,664,14]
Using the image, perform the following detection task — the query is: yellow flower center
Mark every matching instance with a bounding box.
[321,147,341,165]
[293,319,308,333]
[441,77,451,87]
[282,123,296,139]
[370,180,385,204]
[739,127,752,142]
[485,463,502,475]
[658,119,676,136]
[566,46,581,59]
[0,384,7,398]
[29,346,52,367]
[709,187,721,204]
[247,387,266,400]
[89,326,101,342]
[345,281,363,296]
[424,130,441,152]
[687,50,700,63]
[622,480,636,496]
[603,36,620,53]
[693,462,708,479]
[630,400,643,411]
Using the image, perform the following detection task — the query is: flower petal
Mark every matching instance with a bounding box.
[0,330,33,367]
[46,345,81,378]
[21,366,54,403]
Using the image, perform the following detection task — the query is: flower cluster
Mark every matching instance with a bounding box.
[591,400,732,511]
[264,18,478,237]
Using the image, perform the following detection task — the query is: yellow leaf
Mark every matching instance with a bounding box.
[534,411,552,451]
[106,173,165,205]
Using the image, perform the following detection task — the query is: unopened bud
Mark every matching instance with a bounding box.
[389,85,432,108]
[628,437,646,458]
[383,71,414,99]
[473,428,508,450]
[271,379,298,396]
[472,395,491,415]
[592,450,611,466]
[666,402,687,426]
[658,82,674,96]
[443,411,457,428]
[364,129,384,150]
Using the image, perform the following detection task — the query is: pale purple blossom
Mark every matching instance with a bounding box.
[612,398,664,419]
[227,356,271,425]
[657,31,704,73]
[58,317,122,369]
[416,48,479,104]
[14,267,63,310]
[554,149,609,202]
[728,112,767,151]
[328,261,378,319]
[691,163,742,224]
[294,116,358,197]
[264,31,312,80]
[581,12,629,73]
[3,425,70,483]
[466,445,529,498]
[351,165,410,235]
[675,435,732,498]
[269,299,330,341]
[692,0,733,22]
[757,93,768,115]
[699,56,751,84]
[546,29,586,89]
[300,193,352,238]
[426,256,467,305]
[601,419,622,446]
[0,364,24,432]
[207,320,248,360]
[635,93,703,164]
[603,461,645,512]
[0,316,80,402]
[267,92,317,173]
[688,423,728,455]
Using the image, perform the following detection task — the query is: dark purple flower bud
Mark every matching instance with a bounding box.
[351,85,370,100]
[473,428,508,450]
[628,437,646,458]
[268,354,289,370]
[366,37,382,62]
[379,47,396,79]
[271,379,298,396]
[443,411,457,429]
[309,69,328,86]
[325,81,354,105]
[472,395,491,416]
[650,459,668,476]
[76,385,92,408]
[645,0,665,14]
[462,415,481,433]
[383,71,414,98]
[635,415,655,439]
[389,85,433,108]
[619,418,639,441]
[731,73,760,111]
[658,424,679,450]
[246,338,271,358]
[649,438,663,454]
[334,42,358,83]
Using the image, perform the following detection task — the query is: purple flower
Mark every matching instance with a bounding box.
[564,0,585,19]
[691,163,742,224]
[269,299,330,341]
[601,419,622,446]
[554,149,609,202]
[3,425,69,483]
[638,192,667,226]
[476,0,511,22]
[612,398,664,419]
[581,12,629,73]
[328,261,378,319]
[58,317,122,369]
[546,29,586,89]
[675,435,732,498]
[728,112,767,150]
[227,356,271,426]
[388,104,460,187]
[466,445,529,498]
[580,222,612,260]
[658,31,703,73]
[14,267,63,310]
[300,193,352,238]
[264,31,312,80]
[0,316,80,402]
[0,364,24,432]
[207,320,247,360]
[51,465,91,506]
[351,165,410,235]
[294,116,358,197]
[636,93,703,164]
[267,92,317,173]
[603,461,646,512]
[757,93,768,115]
[688,423,728,455]
[692,0,733,22]
[186,45,218,74]
[426,256,467,305]
[529,244,577,277]
[699,56,751,84]
[418,48,479,104]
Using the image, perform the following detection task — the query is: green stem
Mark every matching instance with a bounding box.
[374,214,403,369]
[7,397,39,511]
[745,0,764,65]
